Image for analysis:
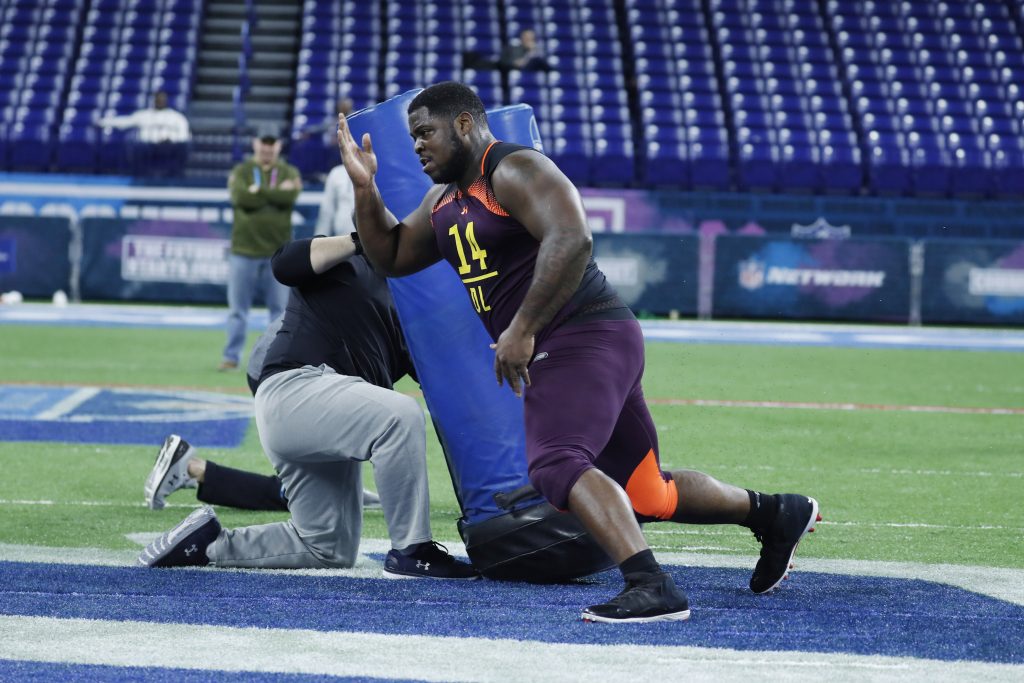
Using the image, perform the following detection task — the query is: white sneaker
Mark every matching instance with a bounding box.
[144,435,198,510]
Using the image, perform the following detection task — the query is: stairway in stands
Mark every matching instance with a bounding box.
[185,0,301,181]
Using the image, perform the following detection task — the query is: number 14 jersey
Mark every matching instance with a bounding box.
[429,141,622,343]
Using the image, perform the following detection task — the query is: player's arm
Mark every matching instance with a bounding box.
[488,151,592,395]
[315,170,338,234]
[336,114,442,276]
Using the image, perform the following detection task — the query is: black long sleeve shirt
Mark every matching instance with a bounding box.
[258,237,415,390]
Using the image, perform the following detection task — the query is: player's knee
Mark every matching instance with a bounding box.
[303,532,359,568]
[368,394,423,454]
[388,394,425,435]
[527,448,592,510]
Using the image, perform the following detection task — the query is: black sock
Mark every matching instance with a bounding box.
[619,549,661,577]
[743,490,777,530]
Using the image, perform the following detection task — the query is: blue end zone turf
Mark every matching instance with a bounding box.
[0,386,251,447]
[1,561,1021,663]
[0,659,426,683]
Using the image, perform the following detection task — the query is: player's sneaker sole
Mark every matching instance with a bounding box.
[144,434,196,510]
[138,505,221,568]
[750,495,821,594]
[581,608,691,624]
[581,571,691,623]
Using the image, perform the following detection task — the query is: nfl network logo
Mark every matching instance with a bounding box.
[738,257,766,290]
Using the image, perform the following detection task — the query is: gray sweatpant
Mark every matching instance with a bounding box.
[206,364,432,569]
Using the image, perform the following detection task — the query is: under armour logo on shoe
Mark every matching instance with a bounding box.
[416,561,430,571]
[183,544,198,556]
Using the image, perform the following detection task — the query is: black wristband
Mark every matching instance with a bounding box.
[349,231,363,256]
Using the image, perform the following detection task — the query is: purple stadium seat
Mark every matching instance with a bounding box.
[56,123,98,172]
[909,147,951,195]
[642,141,688,186]
[590,137,634,185]
[8,121,52,171]
[736,143,777,190]
[778,144,822,192]
[867,146,911,194]
[688,140,730,190]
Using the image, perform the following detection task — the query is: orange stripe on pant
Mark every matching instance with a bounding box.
[624,449,678,520]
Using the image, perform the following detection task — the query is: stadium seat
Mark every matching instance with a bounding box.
[642,141,688,187]
[8,121,53,171]
[56,124,97,172]
[736,143,777,190]
[590,137,634,185]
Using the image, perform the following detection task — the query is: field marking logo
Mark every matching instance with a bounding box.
[0,385,252,447]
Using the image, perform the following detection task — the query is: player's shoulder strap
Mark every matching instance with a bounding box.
[481,141,538,182]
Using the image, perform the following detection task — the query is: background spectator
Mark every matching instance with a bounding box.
[98,90,191,177]
[221,127,301,371]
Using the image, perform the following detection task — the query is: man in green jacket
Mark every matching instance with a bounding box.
[221,129,302,370]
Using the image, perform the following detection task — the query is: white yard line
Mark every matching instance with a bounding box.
[685,463,1024,479]
[0,615,1020,683]
[649,397,1024,415]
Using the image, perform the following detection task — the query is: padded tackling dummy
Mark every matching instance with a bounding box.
[347,91,611,582]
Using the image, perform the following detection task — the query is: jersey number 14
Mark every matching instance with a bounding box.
[449,221,492,313]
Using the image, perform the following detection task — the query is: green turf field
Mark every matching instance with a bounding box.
[1,324,1021,569]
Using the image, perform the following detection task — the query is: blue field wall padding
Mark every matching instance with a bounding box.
[79,218,234,303]
[592,233,700,315]
[0,216,72,297]
[347,92,612,581]
[921,239,1024,325]
[713,235,913,322]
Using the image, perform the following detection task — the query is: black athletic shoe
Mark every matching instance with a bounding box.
[581,571,691,623]
[382,541,480,580]
[138,505,221,568]
[750,494,820,594]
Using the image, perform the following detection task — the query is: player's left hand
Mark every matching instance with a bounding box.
[490,328,534,398]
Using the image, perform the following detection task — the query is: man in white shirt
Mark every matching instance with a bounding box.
[98,90,191,176]
[315,162,356,236]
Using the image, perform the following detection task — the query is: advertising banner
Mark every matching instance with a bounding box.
[80,218,232,303]
[713,235,911,322]
[0,216,72,298]
[922,240,1024,325]
[592,233,699,315]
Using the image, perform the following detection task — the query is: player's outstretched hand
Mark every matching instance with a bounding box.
[337,113,377,189]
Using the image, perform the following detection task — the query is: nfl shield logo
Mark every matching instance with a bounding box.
[738,257,766,290]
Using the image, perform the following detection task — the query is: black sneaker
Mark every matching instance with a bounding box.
[750,494,820,594]
[581,571,691,623]
[382,541,480,580]
[138,506,221,568]
[144,434,198,510]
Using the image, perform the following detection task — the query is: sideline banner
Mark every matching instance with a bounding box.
[713,235,911,322]
[0,216,72,298]
[592,233,699,315]
[80,218,231,303]
[922,239,1024,325]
